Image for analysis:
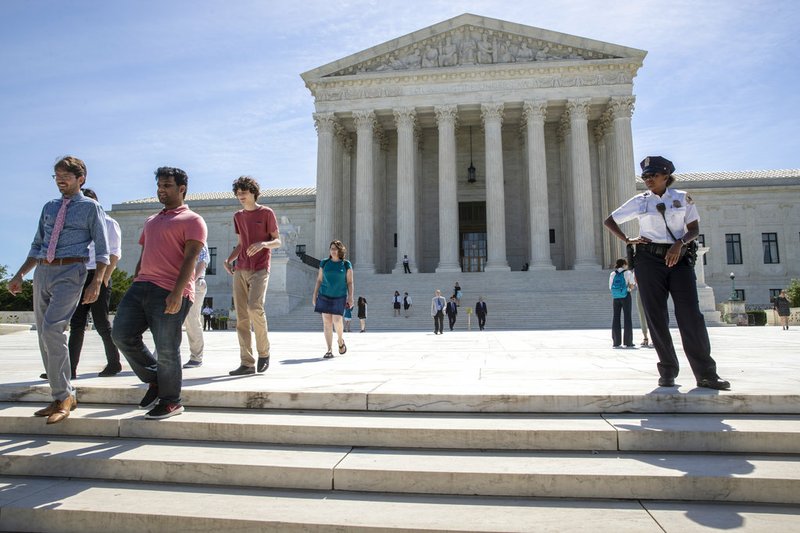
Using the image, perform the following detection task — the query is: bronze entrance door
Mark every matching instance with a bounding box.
[459,202,487,272]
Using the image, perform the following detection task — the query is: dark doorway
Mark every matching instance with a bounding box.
[459,202,487,272]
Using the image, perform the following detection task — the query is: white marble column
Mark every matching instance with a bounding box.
[610,96,637,209]
[523,100,554,270]
[393,108,417,273]
[434,105,461,273]
[567,98,600,269]
[481,103,510,272]
[353,110,376,273]
[313,112,337,259]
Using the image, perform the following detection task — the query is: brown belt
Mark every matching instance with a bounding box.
[37,257,87,266]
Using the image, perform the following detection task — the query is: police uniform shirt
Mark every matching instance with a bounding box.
[611,188,698,244]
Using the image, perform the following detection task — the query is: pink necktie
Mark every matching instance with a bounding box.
[46,198,71,262]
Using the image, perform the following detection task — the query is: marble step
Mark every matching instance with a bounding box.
[2,435,799,503]
[1,404,799,454]
[8,477,800,533]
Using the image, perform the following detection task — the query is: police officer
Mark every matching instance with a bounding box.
[603,156,731,390]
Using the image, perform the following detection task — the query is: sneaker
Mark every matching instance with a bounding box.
[183,360,203,369]
[697,377,731,391]
[229,365,255,376]
[257,357,270,373]
[145,402,184,420]
[139,383,159,409]
[98,364,122,377]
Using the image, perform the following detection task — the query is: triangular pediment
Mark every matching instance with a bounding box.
[302,13,646,81]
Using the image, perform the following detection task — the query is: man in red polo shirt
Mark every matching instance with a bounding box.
[224,176,281,376]
[112,167,207,419]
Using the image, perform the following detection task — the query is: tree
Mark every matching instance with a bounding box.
[109,269,133,311]
[786,279,800,308]
[0,264,34,311]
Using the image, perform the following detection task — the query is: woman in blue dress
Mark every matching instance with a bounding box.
[312,240,354,358]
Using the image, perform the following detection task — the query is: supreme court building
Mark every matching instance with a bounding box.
[302,13,645,274]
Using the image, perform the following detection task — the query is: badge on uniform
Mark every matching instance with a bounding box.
[673,200,682,208]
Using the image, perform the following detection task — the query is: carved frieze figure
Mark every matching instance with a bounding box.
[477,33,493,64]
[513,41,534,62]
[421,44,439,68]
[440,35,458,67]
[403,47,422,69]
[535,46,550,61]
[496,38,512,63]
[460,36,477,64]
[376,53,407,71]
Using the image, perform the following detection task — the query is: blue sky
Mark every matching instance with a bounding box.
[1,0,798,272]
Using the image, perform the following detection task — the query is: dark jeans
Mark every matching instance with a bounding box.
[69,270,120,373]
[477,313,486,330]
[635,250,718,381]
[433,311,444,333]
[611,293,633,347]
[112,281,191,404]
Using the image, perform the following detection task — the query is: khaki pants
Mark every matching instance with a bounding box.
[184,279,207,362]
[233,269,270,366]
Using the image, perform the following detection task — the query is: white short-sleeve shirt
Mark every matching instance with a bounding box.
[87,214,122,269]
[611,188,698,244]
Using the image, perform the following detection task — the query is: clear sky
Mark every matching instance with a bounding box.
[2,0,798,272]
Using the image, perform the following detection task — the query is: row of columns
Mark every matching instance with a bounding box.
[313,96,636,273]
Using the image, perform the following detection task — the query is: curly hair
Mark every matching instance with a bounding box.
[54,156,87,179]
[329,240,347,260]
[232,175,261,200]
[154,167,189,198]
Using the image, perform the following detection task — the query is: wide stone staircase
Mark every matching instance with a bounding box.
[266,270,649,332]
[1,389,799,531]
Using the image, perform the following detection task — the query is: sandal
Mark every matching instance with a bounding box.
[323,351,334,359]
[338,341,347,355]
[641,340,650,347]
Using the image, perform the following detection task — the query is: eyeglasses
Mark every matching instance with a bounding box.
[52,174,77,180]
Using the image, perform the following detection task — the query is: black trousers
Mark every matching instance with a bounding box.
[447,314,456,330]
[477,313,486,330]
[634,250,718,381]
[433,311,444,333]
[403,263,411,273]
[68,269,120,373]
[203,314,212,330]
[611,293,633,347]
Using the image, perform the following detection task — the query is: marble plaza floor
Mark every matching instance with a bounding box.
[0,325,798,413]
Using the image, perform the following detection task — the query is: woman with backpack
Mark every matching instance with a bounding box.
[609,258,635,348]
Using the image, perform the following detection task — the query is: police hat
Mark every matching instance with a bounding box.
[640,156,675,176]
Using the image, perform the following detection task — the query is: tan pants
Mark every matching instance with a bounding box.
[233,269,270,366]
[184,279,206,362]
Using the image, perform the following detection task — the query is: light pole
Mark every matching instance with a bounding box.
[729,272,737,301]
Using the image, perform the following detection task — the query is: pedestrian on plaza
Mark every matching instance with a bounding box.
[8,156,109,424]
[431,290,446,334]
[112,166,207,419]
[403,292,412,317]
[357,296,368,332]
[312,240,354,359]
[65,188,123,379]
[454,282,462,306]
[774,290,791,330]
[202,304,213,331]
[604,155,731,390]
[631,271,652,347]
[392,290,402,317]
[182,245,209,368]
[402,254,412,274]
[446,295,458,331]
[224,176,281,376]
[609,258,635,349]
[475,296,488,331]
[343,304,353,332]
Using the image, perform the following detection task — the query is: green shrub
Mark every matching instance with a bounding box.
[746,310,767,326]
[787,279,800,307]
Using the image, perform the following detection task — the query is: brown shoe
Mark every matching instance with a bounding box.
[46,396,77,425]
[34,401,60,417]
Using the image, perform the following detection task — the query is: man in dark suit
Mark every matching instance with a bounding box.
[446,296,458,331]
[475,297,488,330]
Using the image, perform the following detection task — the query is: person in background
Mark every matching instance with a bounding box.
[446,295,458,331]
[357,296,368,332]
[431,290,446,335]
[475,297,488,331]
[312,240,354,359]
[403,292,412,318]
[774,290,791,330]
[604,155,731,390]
[182,245,209,368]
[392,290,402,317]
[454,281,462,306]
[202,304,213,331]
[343,303,353,332]
[609,258,635,349]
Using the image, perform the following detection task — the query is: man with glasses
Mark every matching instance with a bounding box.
[7,156,109,424]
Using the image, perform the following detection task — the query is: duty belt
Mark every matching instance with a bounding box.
[636,243,675,259]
